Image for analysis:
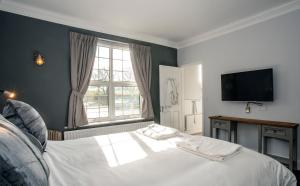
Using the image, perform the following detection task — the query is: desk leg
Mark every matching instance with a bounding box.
[289,132,294,170]
[294,129,297,170]
[233,123,237,144]
[288,128,295,170]
[258,125,262,153]
[210,120,213,138]
[228,124,232,142]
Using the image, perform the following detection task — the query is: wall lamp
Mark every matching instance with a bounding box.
[33,51,45,66]
[245,101,263,113]
[0,89,16,99]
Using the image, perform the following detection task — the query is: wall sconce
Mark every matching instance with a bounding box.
[0,89,16,99]
[33,51,45,66]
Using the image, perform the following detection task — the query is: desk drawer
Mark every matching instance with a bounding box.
[263,126,287,139]
[211,119,230,129]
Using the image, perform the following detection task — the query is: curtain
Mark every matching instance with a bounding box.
[129,44,154,119]
[68,32,98,128]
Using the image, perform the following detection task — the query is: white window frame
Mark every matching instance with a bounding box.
[85,39,142,124]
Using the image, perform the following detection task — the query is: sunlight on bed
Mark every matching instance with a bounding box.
[94,133,147,167]
[134,132,178,152]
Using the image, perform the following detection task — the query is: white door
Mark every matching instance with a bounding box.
[159,65,183,131]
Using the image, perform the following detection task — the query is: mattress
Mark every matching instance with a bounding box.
[43,132,296,186]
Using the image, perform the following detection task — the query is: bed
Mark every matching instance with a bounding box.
[43,131,296,186]
[1,100,296,186]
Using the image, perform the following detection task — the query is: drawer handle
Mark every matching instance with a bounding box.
[265,128,284,134]
[215,122,220,125]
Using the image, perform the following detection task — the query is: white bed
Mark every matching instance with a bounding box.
[43,131,296,186]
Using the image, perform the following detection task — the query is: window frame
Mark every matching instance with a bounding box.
[85,39,142,124]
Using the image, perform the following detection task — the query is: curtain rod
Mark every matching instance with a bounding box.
[98,38,150,48]
[71,31,148,46]
[98,38,129,45]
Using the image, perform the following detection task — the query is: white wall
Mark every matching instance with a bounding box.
[178,10,300,164]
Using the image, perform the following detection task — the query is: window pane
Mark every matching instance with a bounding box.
[123,60,135,82]
[99,70,109,81]
[113,49,122,60]
[91,69,99,80]
[99,86,109,118]
[114,86,140,117]
[93,58,99,69]
[85,86,99,97]
[113,71,122,82]
[113,59,122,82]
[124,71,135,82]
[86,43,141,122]
[114,87,123,116]
[91,57,100,80]
[99,47,109,58]
[84,86,100,119]
[123,50,130,61]
[122,60,131,71]
[99,58,109,70]
[113,60,122,71]
[84,86,109,119]
[86,108,100,119]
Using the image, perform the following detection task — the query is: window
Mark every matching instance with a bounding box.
[84,40,141,123]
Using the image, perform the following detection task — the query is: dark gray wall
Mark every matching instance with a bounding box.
[178,10,300,166]
[0,11,177,131]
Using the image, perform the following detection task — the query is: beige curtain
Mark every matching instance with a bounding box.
[129,44,154,119]
[68,32,98,128]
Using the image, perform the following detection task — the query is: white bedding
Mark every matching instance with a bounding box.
[44,132,296,186]
[176,136,241,161]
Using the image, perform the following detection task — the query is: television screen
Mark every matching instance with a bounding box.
[221,69,273,101]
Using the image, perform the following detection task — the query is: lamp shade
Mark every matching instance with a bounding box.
[0,89,16,99]
[33,51,45,66]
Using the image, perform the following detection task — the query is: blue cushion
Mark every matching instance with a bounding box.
[0,174,11,186]
[0,115,49,185]
[2,100,48,151]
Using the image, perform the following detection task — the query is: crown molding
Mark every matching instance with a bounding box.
[0,0,177,48]
[177,0,300,49]
[1,0,300,50]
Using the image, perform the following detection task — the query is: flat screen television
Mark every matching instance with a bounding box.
[221,68,273,101]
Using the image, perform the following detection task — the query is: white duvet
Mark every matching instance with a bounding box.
[44,132,296,186]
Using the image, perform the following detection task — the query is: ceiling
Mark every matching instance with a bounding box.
[0,0,298,48]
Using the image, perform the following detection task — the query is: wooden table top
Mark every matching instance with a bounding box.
[209,115,298,128]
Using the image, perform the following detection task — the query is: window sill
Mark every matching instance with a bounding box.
[88,117,145,126]
[65,118,153,131]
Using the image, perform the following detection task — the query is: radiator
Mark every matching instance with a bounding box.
[64,121,153,140]
[48,130,63,141]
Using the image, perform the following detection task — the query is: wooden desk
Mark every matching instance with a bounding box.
[209,115,298,170]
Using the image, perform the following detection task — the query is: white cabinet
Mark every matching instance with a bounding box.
[185,114,202,134]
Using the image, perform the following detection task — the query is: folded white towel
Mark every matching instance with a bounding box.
[136,124,179,140]
[176,136,241,161]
